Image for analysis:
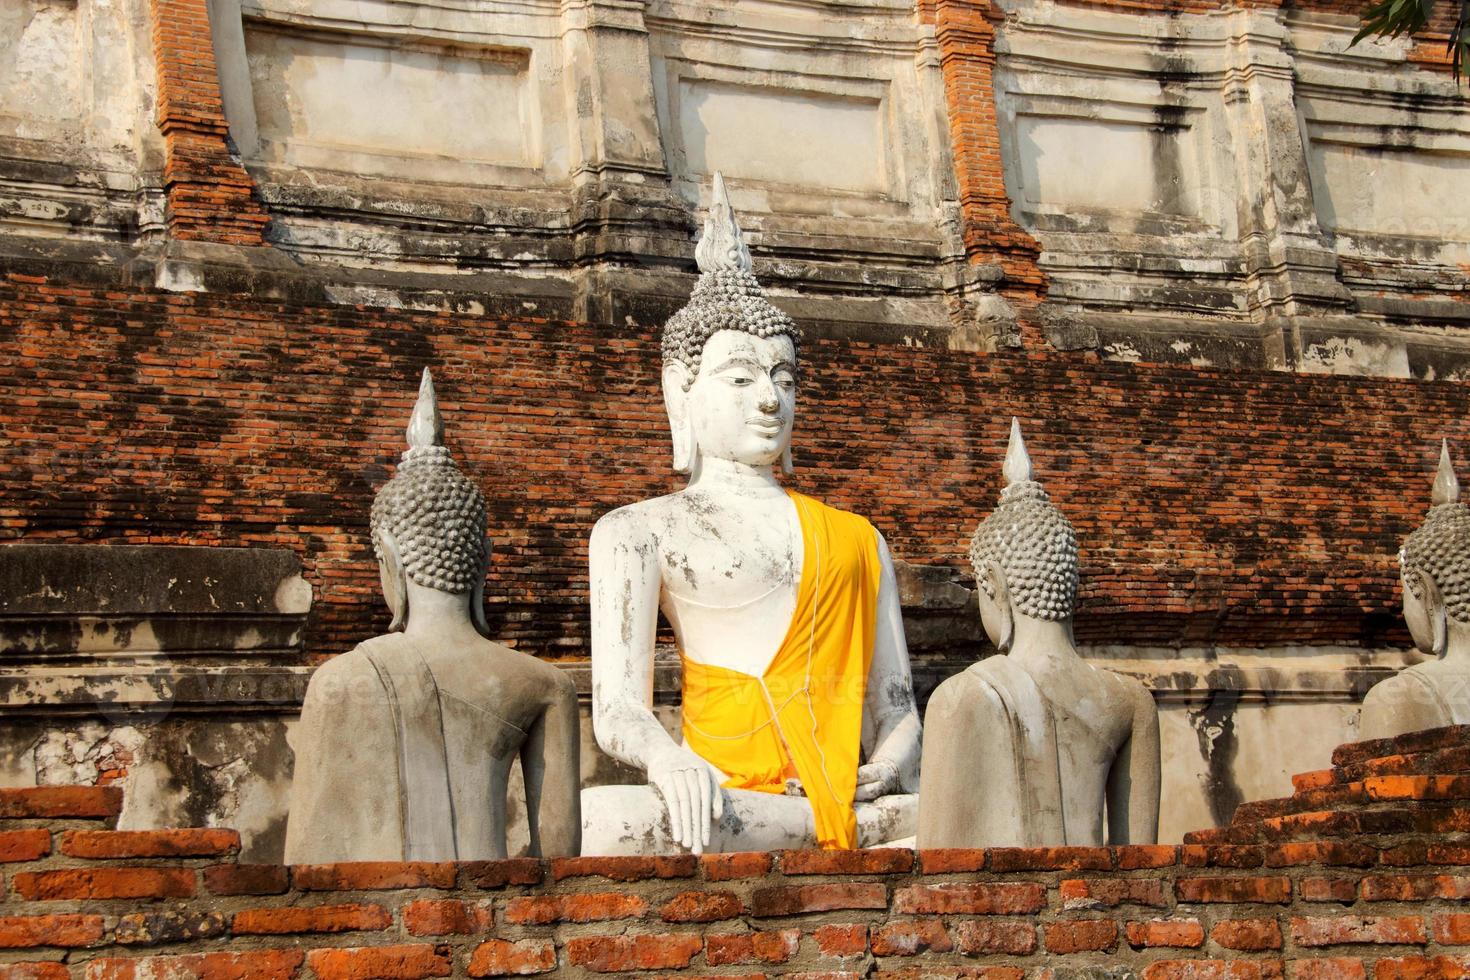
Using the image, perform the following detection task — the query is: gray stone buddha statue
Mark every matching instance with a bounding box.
[1360,441,1470,739]
[284,369,580,863]
[917,420,1160,848]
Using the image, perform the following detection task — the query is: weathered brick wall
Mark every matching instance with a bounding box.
[0,728,1468,979]
[3,271,1468,659]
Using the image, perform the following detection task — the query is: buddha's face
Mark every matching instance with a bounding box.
[679,330,796,469]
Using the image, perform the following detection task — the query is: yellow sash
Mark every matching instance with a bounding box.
[680,492,882,849]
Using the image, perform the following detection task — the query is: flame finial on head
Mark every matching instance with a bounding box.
[406,367,444,450]
[1433,439,1460,506]
[1003,417,1033,486]
[693,172,753,275]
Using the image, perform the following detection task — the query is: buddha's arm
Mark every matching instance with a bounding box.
[589,510,724,852]
[1106,682,1161,845]
[589,512,670,769]
[521,671,581,858]
[857,532,923,798]
[918,673,1025,847]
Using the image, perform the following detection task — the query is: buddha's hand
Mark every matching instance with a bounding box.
[854,760,902,802]
[647,744,725,854]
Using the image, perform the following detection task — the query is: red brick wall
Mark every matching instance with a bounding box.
[147,0,270,245]
[2,271,1470,664]
[0,728,1468,979]
[3,273,1468,658]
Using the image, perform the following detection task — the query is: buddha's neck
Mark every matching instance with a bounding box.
[1007,615,1080,670]
[401,583,481,642]
[687,457,786,498]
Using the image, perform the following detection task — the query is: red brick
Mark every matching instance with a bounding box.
[84,951,304,980]
[292,862,455,891]
[502,892,646,925]
[1362,875,1470,901]
[1301,877,1359,902]
[59,829,238,859]
[1044,919,1118,953]
[1364,775,1470,801]
[1115,845,1180,869]
[1294,769,1338,792]
[11,868,194,900]
[0,831,50,863]
[1291,916,1427,947]
[231,904,391,935]
[1264,843,1378,867]
[0,965,69,980]
[1141,962,1284,980]
[987,846,1113,871]
[1182,845,1266,869]
[0,915,105,949]
[564,934,702,973]
[781,848,912,875]
[752,883,888,916]
[1374,956,1470,980]
[307,945,451,980]
[1289,959,1366,980]
[702,851,771,881]
[0,787,121,820]
[1060,877,1167,908]
[951,919,1037,954]
[705,929,799,966]
[1125,919,1205,949]
[873,970,1023,980]
[1211,918,1283,951]
[661,890,744,922]
[115,910,227,946]
[462,859,541,889]
[1434,914,1470,945]
[813,924,868,958]
[871,919,953,955]
[403,900,493,936]
[893,881,1045,915]
[466,940,556,977]
[550,855,697,882]
[203,864,288,896]
[1176,876,1291,904]
[918,849,988,873]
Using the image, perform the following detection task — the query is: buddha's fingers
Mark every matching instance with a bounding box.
[697,773,710,850]
[680,772,699,853]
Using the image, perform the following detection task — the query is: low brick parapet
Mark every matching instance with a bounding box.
[0,728,1468,977]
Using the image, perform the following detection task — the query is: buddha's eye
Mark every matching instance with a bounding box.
[724,374,755,386]
[773,371,797,390]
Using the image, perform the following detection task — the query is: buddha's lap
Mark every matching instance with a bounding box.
[579,784,916,854]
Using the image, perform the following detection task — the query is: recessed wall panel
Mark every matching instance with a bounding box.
[0,0,82,138]
[1016,114,1199,217]
[676,79,884,194]
[245,25,533,179]
[1310,141,1470,242]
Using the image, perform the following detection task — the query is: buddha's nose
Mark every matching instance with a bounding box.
[756,381,779,413]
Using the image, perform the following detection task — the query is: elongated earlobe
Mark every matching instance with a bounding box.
[781,444,794,475]
[986,562,1014,654]
[1424,573,1449,659]
[471,536,491,638]
[380,532,409,632]
[663,362,700,476]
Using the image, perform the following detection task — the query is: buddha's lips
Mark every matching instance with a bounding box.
[746,417,786,433]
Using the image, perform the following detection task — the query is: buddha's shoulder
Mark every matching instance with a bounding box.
[931,656,1024,706]
[302,638,400,702]
[591,495,683,537]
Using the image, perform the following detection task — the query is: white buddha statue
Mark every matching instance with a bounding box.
[581,174,923,855]
[285,369,581,863]
[1360,441,1470,739]
[917,420,1160,848]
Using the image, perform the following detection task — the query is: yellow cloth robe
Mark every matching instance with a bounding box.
[680,491,883,850]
